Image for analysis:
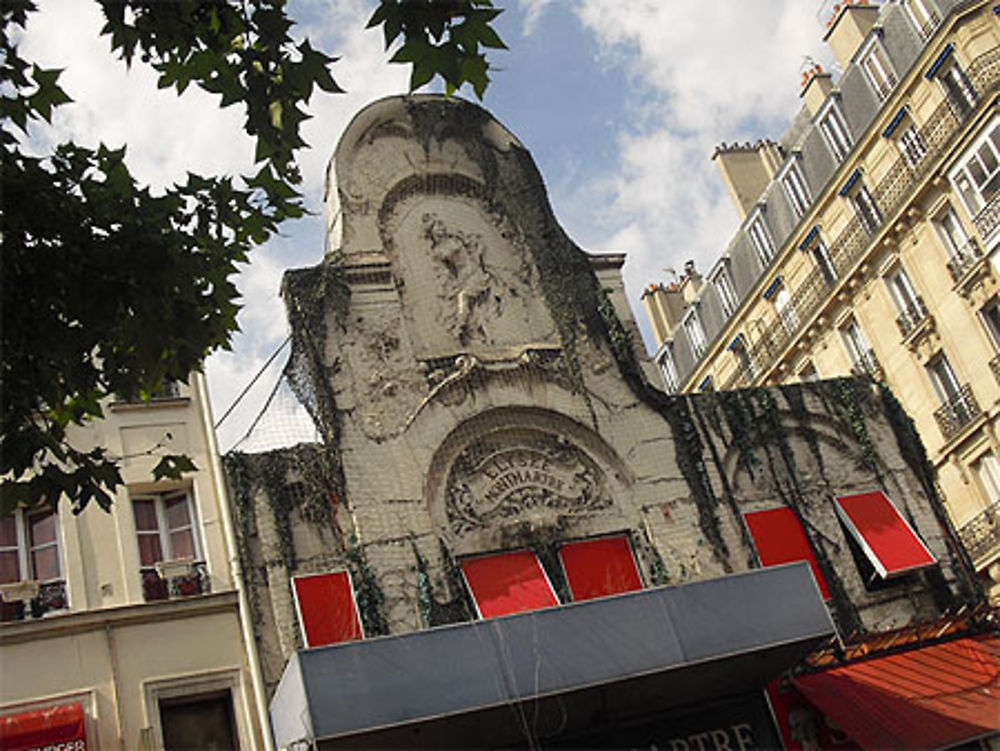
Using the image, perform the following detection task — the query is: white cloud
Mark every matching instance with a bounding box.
[563,1,832,351]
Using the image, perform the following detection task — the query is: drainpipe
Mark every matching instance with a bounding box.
[194,371,275,751]
[104,624,125,751]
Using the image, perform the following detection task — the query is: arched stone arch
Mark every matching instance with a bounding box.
[425,406,636,555]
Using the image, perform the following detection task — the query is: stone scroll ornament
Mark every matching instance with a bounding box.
[445,431,613,535]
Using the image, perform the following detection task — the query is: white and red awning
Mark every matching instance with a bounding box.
[0,702,87,751]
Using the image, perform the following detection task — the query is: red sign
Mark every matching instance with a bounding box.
[0,702,87,751]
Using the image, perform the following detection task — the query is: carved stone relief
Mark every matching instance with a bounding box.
[444,428,613,536]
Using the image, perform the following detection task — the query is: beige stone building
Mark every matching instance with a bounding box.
[643,0,1000,602]
[0,374,267,750]
[226,95,995,750]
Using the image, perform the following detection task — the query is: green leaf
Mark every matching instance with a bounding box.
[152,454,199,482]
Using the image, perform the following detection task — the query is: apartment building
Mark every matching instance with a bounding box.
[643,0,1000,601]
[0,374,266,750]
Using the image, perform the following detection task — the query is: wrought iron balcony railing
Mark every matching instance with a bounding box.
[706,47,1000,391]
[141,560,210,602]
[0,580,68,622]
[895,296,930,339]
[958,500,1000,564]
[933,383,981,442]
[945,239,984,282]
[972,191,1000,241]
[850,349,883,380]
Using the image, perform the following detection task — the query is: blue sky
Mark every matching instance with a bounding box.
[19,0,835,450]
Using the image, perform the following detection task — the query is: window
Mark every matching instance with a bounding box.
[859,39,898,101]
[461,549,558,618]
[698,375,715,392]
[936,60,977,118]
[0,509,67,620]
[902,0,940,40]
[980,296,1000,349]
[0,509,61,586]
[731,334,757,380]
[658,343,680,394]
[774,286,799,334]
[812,237,838,286]
[558,536,642,602]
[885,265,926,336]
[927,351,962,402]
[798,361,819,382]
[132,490,204,602]
[711,264,739,318]
[747,213,776,267]
[834,491,936,581]
[849,182,883,235]
[780,161,812,219]
[818,103,853,161]
[744,508,830,599]
[160,692,238,751]
[292,570,363,647]
[972,453,1000,505]
[951,119,1000,217]
[935,204,973,257]
[897,123,928,168]
[682,308,708,359]
[841,318,878,377]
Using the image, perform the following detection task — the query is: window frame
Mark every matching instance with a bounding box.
[817,100,853,162]
[460,548,559,619]
[848,180,883,235]
[779,159,812,219]
[885,264,922,317]
[557,535,643,602]
[858,34,899,102]
[936,60,977,118]
[682,307,708,359]
[972,452,1000,507]
[657,342,680,394]
[834,491,936,581]
[979,296,1000,350]
[746,209,777,268]
[948,118,1000,218]
[926,351,962,402]
[132,489,202,570]
[291,569,364,647]
[710,262,739,318]
[933,203,972,257]
[0,508,64,586]
[730,333,758,380]
[773,285,799,334]
[901,0,940,41]
[840,316,876,374]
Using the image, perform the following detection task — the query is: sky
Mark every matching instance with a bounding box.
[17,0,836,451]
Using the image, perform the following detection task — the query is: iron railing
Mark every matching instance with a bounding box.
[958,500,1000,563]
[717,47,1000,391]
[141,560,210,602]
[850,349,883,380]
[933,383,981,442]
[895,296,931,339]
[946,238,984,282]
[0,580,68,622]
[972,191,1000,240]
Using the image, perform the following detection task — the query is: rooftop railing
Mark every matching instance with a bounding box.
[718,46,1000,392]
[958,500,1000,564]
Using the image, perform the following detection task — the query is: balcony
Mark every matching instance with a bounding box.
[959,501,1000,565]
[141,560,210,602]
[933,383,982,443]
[946,239,984,283]
[972,191,1000,242]
[0,580,68,622]
[850,349,884,381]
[895,296,931,339]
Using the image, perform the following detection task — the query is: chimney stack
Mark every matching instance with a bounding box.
[712,140,785,220]
[824,0,880,71]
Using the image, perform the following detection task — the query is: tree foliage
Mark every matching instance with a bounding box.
[0,0,504,515]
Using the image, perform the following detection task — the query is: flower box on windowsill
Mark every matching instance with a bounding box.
[154,559,194,579]
[0,580,40,603]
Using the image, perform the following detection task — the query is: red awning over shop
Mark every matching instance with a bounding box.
[793,634,1000,750]
[558,535,642,602]
[461,549,558,618]
[834,491,935,578]
[0,702,87,750]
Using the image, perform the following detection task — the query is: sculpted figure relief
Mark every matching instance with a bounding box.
[422,212,502,345]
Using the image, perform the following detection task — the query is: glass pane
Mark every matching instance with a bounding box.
[133,499,159,532]
[169,530,196,561]
[969,159,988,187]
[978,142,998,175]
[31,545,59,581]
[138,533,163,566]
[164,495,191,531]
[0,516,17,548]
[28,511,56,546]
[0,551,21,584]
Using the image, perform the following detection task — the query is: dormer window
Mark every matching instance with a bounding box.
[883,107,928,168]
[682,308,708,359]
[779,160,812,219]
[902,0,940,41]
[949,118,1000,218]
[657,342,680,394]
[818,101,853,162]
[710,262,739,318]
[858,35,898,101]
[746,209,776,268]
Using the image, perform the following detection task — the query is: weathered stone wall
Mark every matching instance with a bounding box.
[224,96,980,695]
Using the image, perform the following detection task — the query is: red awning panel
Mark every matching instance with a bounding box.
[461,550,558,618]
[744,508,831,600]
[793,634,1000,750]
[558,535,643,602]
[835,491,935,578]
[0,702,87,750]
[292,570,363,648]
